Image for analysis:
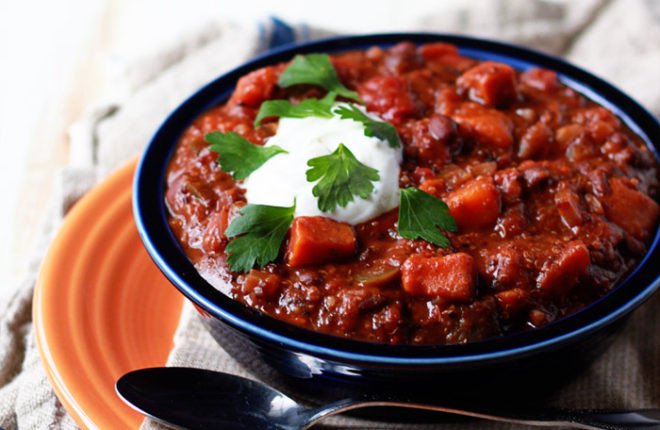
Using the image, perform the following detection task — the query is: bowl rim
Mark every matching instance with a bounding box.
[133,32,660,366]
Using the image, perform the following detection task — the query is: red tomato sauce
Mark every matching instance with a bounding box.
[165,42,659,344]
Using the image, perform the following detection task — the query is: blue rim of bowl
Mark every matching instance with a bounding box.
[134,33,660,367]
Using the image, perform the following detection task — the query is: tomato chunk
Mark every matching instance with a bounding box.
[244,269,281,299]
[495,288,530,318]
[457,61,518,107]
[446,176,501,231]
[520,68,560,93]
[287,217,356,267]
[402,253,476,300]
[572,107,620,129]
[602,177,660,239]
[419,178,445,197]
[418,42,459,60]
[537,241,591,297]
[358,76,420,125]
[230,66,279,108]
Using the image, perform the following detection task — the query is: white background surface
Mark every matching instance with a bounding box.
[0,0,658,296]
[0,0,454,295]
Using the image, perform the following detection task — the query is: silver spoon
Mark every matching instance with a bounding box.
[116,367,660,429]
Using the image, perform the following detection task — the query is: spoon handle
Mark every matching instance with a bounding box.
[304,399,660,429]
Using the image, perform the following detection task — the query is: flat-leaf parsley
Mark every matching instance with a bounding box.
[206,131,287,180]
[333,104,400,148]
[224,202,296,273]
[306,143,380,213]
[254,91,336,126]
[278,54,362,103]
[398,187,457,247]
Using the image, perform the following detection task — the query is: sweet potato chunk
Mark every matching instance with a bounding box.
[457,61,518,107]
[453,108,514,148]
[537,241,590,297]
[402,253,476,300]
[446,176,501,231]
[602,177,660,239]
[287,217,356,267]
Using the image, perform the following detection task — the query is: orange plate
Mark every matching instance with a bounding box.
[33,159,184,429]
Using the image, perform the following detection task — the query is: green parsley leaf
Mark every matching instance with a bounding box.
[254,91,337,126]
[333,104,400,148]
[398,187,457,247]
[306,143,380,212]
[224,202,295,273]
[205,131,287,180]
[278,53,362,103]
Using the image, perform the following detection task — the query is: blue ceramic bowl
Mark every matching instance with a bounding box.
[134,33,660,400]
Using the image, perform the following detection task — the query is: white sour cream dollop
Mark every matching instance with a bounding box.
[243,104,402,224]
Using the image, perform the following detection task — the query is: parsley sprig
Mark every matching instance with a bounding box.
[224,202,295,273]
[333,104,400,148]
[398,187,457,247]
[259,53,399,148]
[279,54,362,103]
[254,91,336,126]
[306,143,380,213]
[206,131,287,180]
[215,52,457,273]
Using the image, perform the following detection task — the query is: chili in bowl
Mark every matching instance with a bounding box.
[134,33,660,398]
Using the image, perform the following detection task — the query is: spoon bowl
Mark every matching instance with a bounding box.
[117,367,305,429]
[116,367,660,430]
